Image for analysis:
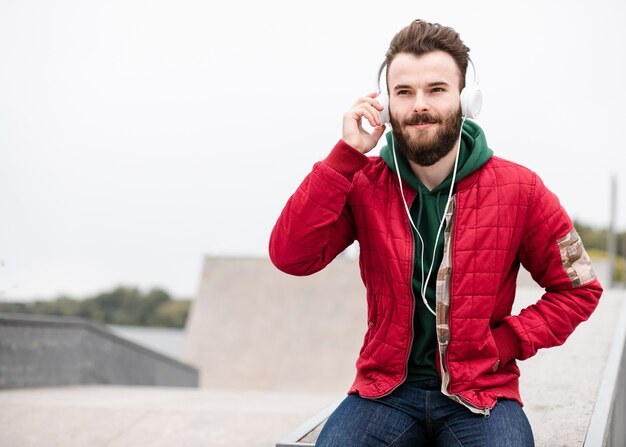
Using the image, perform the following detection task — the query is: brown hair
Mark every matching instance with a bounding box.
[385,19,470,89]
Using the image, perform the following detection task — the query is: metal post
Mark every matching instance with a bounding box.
[607,176,617,288]
[622,228,626,288]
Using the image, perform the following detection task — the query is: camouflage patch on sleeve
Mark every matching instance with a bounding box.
[557,229,597,287]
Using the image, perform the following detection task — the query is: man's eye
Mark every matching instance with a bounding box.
[397,90,411,95]
[432,87,445,93]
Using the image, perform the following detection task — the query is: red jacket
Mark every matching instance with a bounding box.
[269,140,602,414]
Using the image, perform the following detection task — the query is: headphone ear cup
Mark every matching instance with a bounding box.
[377,90,390,124]
[460,84,482,119]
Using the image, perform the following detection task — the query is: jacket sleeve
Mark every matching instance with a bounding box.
[268,140,369,276]
[495,172,603,362]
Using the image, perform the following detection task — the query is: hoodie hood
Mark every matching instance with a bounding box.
[380,119,493,193]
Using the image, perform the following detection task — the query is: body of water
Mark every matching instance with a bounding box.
[108,325,185,359]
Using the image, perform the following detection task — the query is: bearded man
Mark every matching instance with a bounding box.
[269,19,602,447]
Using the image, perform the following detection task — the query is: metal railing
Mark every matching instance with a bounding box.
[277,400,340,447]
[584,297,626,446]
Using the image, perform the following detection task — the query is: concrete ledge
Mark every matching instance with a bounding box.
[0,313,199,388]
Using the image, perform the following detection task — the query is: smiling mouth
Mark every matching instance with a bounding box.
[410,122,437,128]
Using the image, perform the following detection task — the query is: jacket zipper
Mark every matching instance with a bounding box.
[437,196,492,417]
[440,351,491,417]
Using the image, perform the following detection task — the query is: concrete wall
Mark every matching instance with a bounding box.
[181,256,367,392]
[0,313,199,388]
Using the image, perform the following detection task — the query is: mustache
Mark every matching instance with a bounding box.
[404,113,441,126]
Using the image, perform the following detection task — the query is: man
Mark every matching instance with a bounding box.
[269,19,602,446]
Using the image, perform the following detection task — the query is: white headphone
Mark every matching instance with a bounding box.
[376,57,482,122]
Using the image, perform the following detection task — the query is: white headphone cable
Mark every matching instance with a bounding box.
[391,116,466,317]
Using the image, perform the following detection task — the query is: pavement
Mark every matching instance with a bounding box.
[0,386,341,447]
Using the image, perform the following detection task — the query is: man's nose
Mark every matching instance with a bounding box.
[412,91,429,113]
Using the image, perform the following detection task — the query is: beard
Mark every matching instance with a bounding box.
[390,106,462,167]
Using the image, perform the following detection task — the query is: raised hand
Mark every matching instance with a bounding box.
[342,92,386,154]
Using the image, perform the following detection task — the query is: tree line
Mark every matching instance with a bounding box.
[0,286,191,328]
[575,221,623,252]
[573,221,624,281]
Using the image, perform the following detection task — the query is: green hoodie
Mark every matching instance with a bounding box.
[380,119,493,382]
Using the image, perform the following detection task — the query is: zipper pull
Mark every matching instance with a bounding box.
[483,408,491,418]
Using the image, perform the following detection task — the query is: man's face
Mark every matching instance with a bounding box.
[387,51,463,167]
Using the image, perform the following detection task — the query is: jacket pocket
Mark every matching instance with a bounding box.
[486,329,500,372]
[490,322,522,372]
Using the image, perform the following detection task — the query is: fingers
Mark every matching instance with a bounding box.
[350,94,384,128]
[359,104,382,128]
[353,92,385,111]
[342,93,387,154]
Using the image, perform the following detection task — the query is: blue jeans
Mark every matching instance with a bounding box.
[316,379,534,447]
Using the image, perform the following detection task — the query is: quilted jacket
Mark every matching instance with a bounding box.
[269,136,602,415]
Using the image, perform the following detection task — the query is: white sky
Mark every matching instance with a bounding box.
[1,0,625,300]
